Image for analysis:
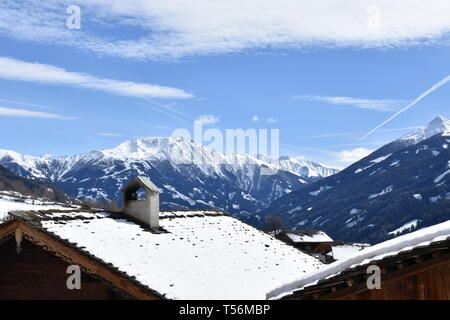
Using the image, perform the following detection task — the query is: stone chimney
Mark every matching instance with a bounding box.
[121,176,160,229]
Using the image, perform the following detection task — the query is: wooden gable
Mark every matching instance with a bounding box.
[0,219,162,300]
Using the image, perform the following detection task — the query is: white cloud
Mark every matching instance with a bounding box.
[0,98,54,110]
[0,57,193,99]
[0,106,76,120]
[1,1,450,60]
[282,143,375,169]
[335,147,373,166]
[195,114,219,125]
[295,95,406,112]
[301,132,356,139]
[98,132,124,137]
[252,115,278,123]
[292,155,306,161]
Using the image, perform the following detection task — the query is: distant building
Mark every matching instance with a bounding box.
[0,176,323,300]
[275,230,369,263]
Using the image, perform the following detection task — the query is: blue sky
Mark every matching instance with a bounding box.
[0,1,450,168]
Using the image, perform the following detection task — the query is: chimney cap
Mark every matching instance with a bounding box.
[121,176,160,194]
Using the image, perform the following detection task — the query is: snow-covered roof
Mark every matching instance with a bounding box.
[267,219,450,299]
[121,176,160,193]
[285,230,333,243]
[330,243,370,260]
[0,191,77,222]
[7,208,323,300]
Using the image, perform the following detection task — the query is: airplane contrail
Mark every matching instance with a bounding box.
[0,98,54,110]
[144,97,194,120]
[360,74,450,141]
[139,101,192,125]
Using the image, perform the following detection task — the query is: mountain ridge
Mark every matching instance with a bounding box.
[250,115,450,243]
[0,164,73,203]
[0,136,338,216]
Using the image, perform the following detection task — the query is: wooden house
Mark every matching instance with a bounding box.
[267,220,450,300]
[0,176,323,300]
[275,230,368,263]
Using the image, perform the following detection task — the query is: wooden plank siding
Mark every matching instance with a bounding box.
[0,237,126,299]
[283,245,450,300]
[444,262,450,298]
[0,220,162,300]
[339,261,450,300]
[0,220,19,240]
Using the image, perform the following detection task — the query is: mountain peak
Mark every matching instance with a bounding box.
[100,136,196,160]
[399,115,450,144]
[277,156,339,178]
[425,115,450,137]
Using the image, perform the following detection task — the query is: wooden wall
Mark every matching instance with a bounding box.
[341,262,450,300]
[0,238,130,300]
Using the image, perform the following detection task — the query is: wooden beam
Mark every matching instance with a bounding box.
[432,251,442,258]
[17,222,162,300]
[0,220,19,240]
[329,252,450,300]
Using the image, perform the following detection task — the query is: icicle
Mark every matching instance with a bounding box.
[15,229,22,254]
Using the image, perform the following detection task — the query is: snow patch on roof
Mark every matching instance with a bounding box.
[38,210,323,299]
[0,192,76,222]
[285,231,333,243]
[330,244,370,260]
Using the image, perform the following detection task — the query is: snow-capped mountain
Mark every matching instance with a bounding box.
[278,156,339,182]
[398,115,450,145]
[0,165,72,204]
[249,115,450,244]
[0,136,337,216]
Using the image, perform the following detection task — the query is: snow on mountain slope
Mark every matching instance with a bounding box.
[1,137,335,182]
[0,136,337,216]
[278,156,339,180]
[255,115,450,244]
